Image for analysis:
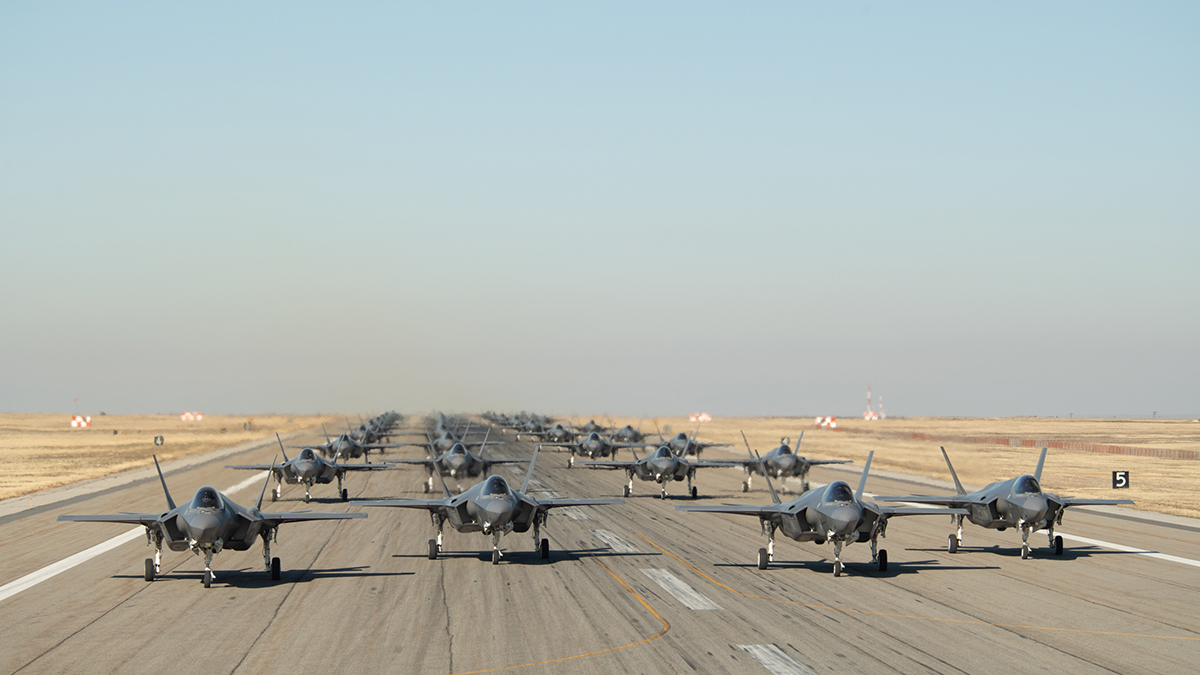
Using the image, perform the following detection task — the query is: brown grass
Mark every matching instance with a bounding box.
[591,415,1200,519]
[0,413,345,500]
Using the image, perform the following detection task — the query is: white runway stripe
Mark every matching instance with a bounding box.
[641,569,722,610]
[738,645,817,675]
[0,471,268,604]
[592,529,638,553]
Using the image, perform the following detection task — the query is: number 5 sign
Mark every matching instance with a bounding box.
[1112,471,1130,489]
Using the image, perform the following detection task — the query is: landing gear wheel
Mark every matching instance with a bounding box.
[833,561,843,577]
[144,558,155,581]
[948,535,958,554]
[423,482,430,493]
[742,482,749,493]
[877,550,888,573]
[1021,544,1030,560]
[690,486,698,499]
[271,488,278,502]
[428,539,439,560]
[491,549,500,565]
[1054,535,1063,556]
[341,488,349,502]
[270,557,281,581]
[540,538,550,560]
[757,548,769,570]
[568,456,574,468]
[623,485,631,498]
[203,570,213,588]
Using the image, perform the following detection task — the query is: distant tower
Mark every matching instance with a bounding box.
[878,394,885,419]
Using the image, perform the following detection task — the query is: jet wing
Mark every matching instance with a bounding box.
[535,498,625,509]
[874,495,974,508]
[534,442,576,448]
[871,504,969,517]
[579,461,635,469]
[674,503,782,517]
[381,459,438,466]
[225,464,279,471]
[1059,498,1135,507]
[335,464,397,471]
[481,458,532,465]
[689,460,744,468]
[257,512,367,525]
[353,499,449,511]
[58,513,164,526]
[805,459,854,466]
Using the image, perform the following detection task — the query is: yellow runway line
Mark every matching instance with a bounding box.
[450,555,670,675]
[635,532,1200,642]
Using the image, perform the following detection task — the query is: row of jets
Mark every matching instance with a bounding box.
[57,412,1134,587]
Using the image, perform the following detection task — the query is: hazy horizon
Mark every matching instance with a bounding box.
[3,3,1197,418]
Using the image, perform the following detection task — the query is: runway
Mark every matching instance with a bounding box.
[1,428,1197,674]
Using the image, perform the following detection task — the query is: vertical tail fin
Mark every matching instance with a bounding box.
[152,455,176,510]
[941,447,966,495]
[254,456,277,510]
[521,447,540,493]
[478,429,491,458]
[275,433,290,463]
[854,451,874,502]
[755,449,782,505]
[1034,447,1047,482]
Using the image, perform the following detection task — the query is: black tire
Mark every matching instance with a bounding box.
[1021,544,1030,560]
[341,488,349,502]
[144,558,154,582]
[270,557,281,581]
[1054,535,1064,556]
[492,549,500,565]
[303,493,310,503]
[428,539,438,560]
[540,538,550,560]
[742,482,749,493]
[423,482,430,493]
[948,535,958,554]
[877,550,888,573]
[203,570,212,588]
[690,486,698,499]
[757,548,768,570]
[833,561,842,577]
[623,486,631,498]
[270,489,277,502]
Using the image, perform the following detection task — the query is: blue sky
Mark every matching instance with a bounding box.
[2,2,1197,417]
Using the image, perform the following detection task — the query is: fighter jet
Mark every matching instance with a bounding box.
[392,422,506,456]
[356,449,622,564]
[709,431,853,493]
[539,432,653,468]
[293,424,409,463]
[578,419,609,435]
[876,447,1135,559]
[515,422,576,443]
[382,431,530,493]
[580,443,731,499]
[677,451,967,576]
[227,434,395,502]
[611,423,647,443]
[57,455,365,587]
[660,428,732,459]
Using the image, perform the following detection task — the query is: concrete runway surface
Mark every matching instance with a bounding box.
[2,428,1197,674]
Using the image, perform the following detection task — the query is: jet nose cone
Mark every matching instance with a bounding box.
[184,512,223,542]
[819,504,862,536]
[483,502,513,526]
[1017,495,1049,523]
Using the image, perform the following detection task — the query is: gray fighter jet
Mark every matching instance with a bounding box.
[876,447,1135,559]
[611,423,646,443]
[227,434,395,502]
[515,422,575,442]
[294,424,409,463]
[539,431,654,468]
[382,431,530,493]
[578,419,609,435]
[580,443,730,499]
[57,456,365,587]
[677,452,967,575]
[357,449,622,564]
[709,431,852,493]
[660,428,732,459]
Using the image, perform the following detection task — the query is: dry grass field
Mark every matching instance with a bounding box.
[592,415,1200,519]
[0,413,344,500]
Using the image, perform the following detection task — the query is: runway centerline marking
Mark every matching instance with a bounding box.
[875,498,1200,569]
[0,472,268,604]
[641,568,722,610]
[592,529,638,553]
[738,645,817,675]
[634,532,1200,642]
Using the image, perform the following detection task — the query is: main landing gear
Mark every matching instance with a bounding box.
[533,513,549,561]
[491,531,503,565]
[263,531,281,581]
[144,529,163,581]
[757,522,777,570]
[428,514,445,560]
[948,514,963,553]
